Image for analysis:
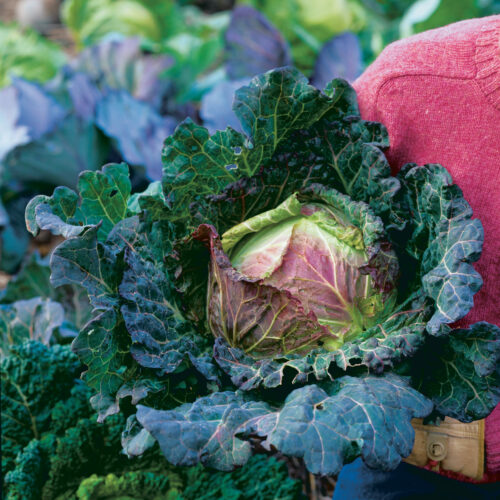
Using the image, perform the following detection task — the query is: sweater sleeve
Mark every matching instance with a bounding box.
[352,15,500,481]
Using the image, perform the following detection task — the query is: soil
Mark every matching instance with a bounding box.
[0,0,17,22]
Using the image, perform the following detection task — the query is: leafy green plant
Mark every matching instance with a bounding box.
[1,341,303,499]
[26,68,500,477]
[0,23,66,88]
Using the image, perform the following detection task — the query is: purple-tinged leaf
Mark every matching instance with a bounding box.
[0,79,65,162]
[72,37,173,110]
[0,87,29,161]
[195,224,336,357]
[95,91,176,180]
[200,79,250,134]
[67,72,101,121]
[239,374,433,476]
[225,7,292,80]
[9,78,65,139]
[136,393,271,470]
[312,32,363,89]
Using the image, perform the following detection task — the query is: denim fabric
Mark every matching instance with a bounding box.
[333,458,500,500]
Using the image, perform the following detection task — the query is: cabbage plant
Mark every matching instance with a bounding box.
[26,68,499,476]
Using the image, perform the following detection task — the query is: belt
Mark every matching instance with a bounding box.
[404,417,485,480]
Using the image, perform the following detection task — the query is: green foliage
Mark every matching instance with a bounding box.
[76,472,176,500]
[0,23,66,88]
[1,341,302,499]
[181,455,304,500]
[1,341,82,478]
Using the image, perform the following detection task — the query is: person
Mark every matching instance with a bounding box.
[333,14,500,500]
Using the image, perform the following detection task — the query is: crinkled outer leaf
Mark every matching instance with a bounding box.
[119,246,218,381]
[195,224,336,357]
[127,181,167,219]
[397,164,483,332]
[178,77,397,242]
[95,91,177,180]
[50,226,121,309]
[246,374,432,475]
[1,341,81,475]
[4,114,108,189]
[333,293,432,373]
[225,7,292,80]
[136,393,271,470]
[243,374,433,476]
[213,337,334,391]
[0,298,65,357]
[138,374,432,475]
[233,68,336,157]
[412,322,500,422]
[26,163,131,240]
[312,32,363,88]
[71,308,133,421]
[162,69,339,228]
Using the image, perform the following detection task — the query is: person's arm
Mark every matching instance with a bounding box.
[351,14,500,482]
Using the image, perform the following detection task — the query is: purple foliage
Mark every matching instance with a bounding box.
[225,6,292,80]
[312,32,363,88]
[72,37,173,110]
[0,79,65,160]
[95,91,176,180]
[200,78,250,134]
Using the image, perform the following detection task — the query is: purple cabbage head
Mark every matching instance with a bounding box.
[198,189,399,357]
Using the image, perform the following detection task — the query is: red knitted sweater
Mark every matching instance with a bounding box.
[353,15,500,479]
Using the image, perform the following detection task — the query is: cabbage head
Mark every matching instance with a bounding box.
[205,191,398,355]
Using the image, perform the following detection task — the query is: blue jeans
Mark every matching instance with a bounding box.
[333,458,500,500]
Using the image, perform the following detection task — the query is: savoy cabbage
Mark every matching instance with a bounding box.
[26,68,500,476]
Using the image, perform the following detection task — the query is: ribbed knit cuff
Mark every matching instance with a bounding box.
[475,17,500,109]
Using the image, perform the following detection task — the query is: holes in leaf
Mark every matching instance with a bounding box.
[110,189,118,198]
[225,164,237,171]
[233,146,242,155]
[315,403,324,410]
